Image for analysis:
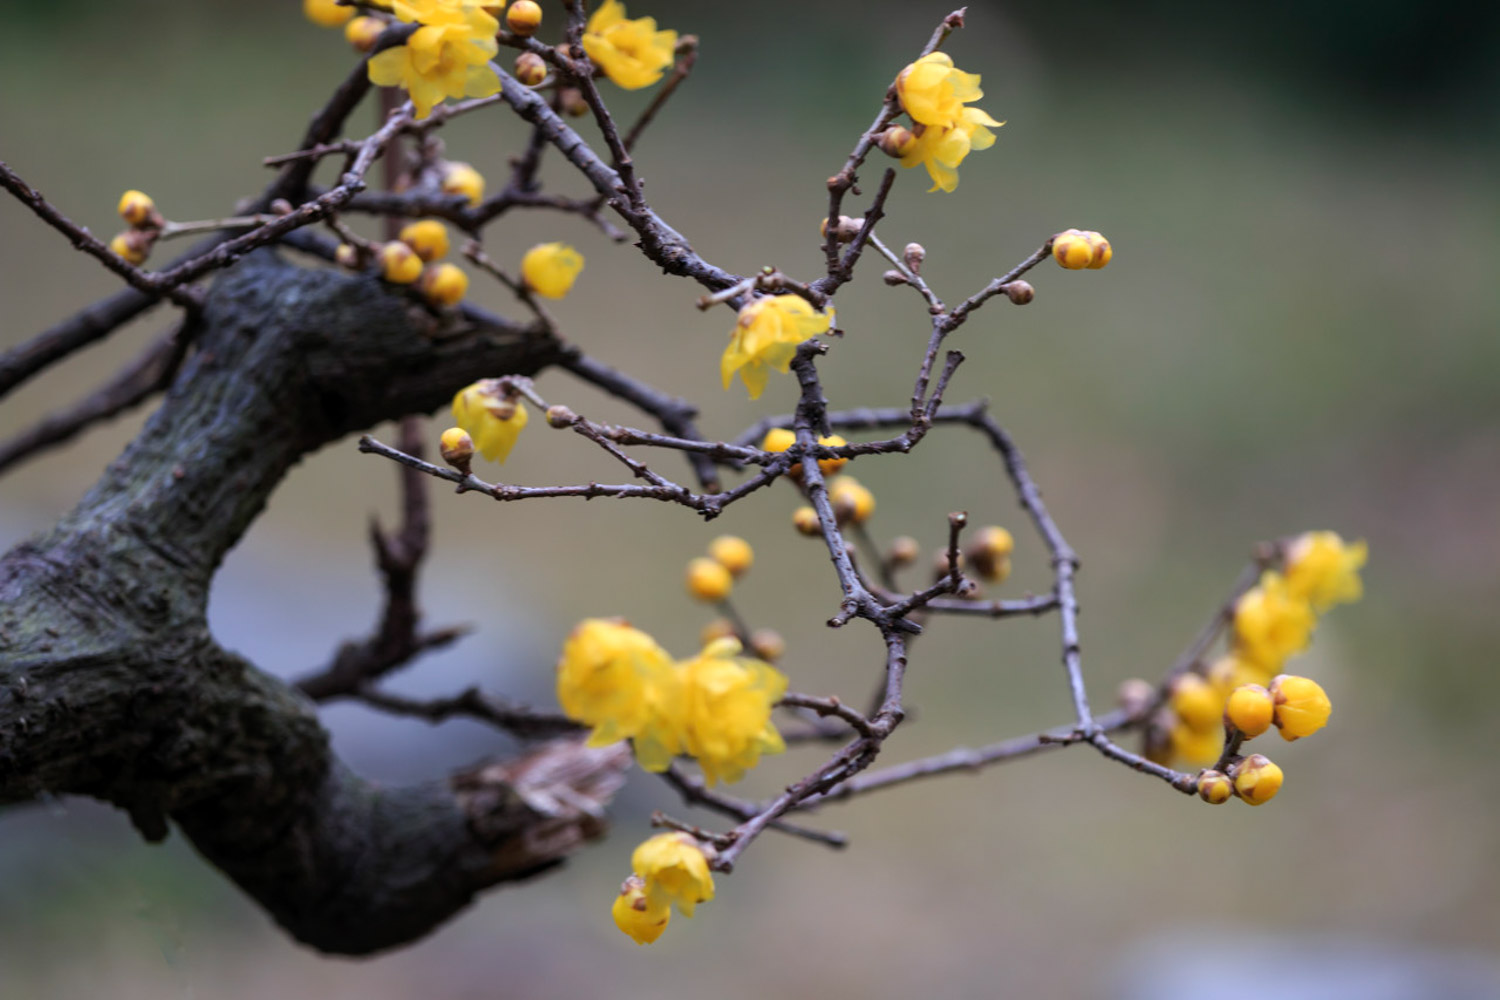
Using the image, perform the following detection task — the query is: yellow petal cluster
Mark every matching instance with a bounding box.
[678,638,788,786]
[368,0,501,119]
[582,0,677,90]
[520,241,584,299]
[451,379,529,462]
[557,619,681,758]
[612,874,670,945]
[1233,571,1314,673]
[893,53,1003,194]
[1282,531,1367,612]
[632,833,715,917]
[721,295,832,400]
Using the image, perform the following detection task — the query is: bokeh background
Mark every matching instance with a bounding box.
[2,1,1498,997]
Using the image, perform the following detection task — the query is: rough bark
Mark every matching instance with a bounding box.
[0,250,630,954]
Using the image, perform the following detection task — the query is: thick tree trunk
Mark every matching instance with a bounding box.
[0,251,629,954]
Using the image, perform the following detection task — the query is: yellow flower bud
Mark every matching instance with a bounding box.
[699,618,737,646]
[1116,677,1154,718]
[334,242,362,270]
[762,428,795,454]
[399,220,450,262]
[544,404,578,428]
[419,262,469,307]
[1003,280,1035,305]
[109,231,149,266]
[707,535,754,577]
[877,125,917,159]
[966,526,1015,582]
[792,506,821,536]
[1051,229,1112,270]
[1231,753,1284,805]
[116,190,156,228]
[813,434,849,475]
[514,50,548,86]
[520,241,584,299]
[438,426,474,474]
[304,0,354,28]
[686,557,732,602]
[1169,721,1223,767]
[344,15,385,52]
[829,476,875,526]
[441,161,485,206]
[1207,653,1274,695]
[888,536,920,567]
[379,241,423,284]
[1270,674,1331,741]
[612,874,670,945]
[506,0,543,36]
[1197,769,1233,804]
[1168,673,1222,733]
[748,628,785,663]
[1224,683,1274,738]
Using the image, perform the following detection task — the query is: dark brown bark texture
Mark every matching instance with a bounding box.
[0,250,630,954]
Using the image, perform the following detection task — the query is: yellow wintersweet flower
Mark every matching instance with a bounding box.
[1231,753,1283,805]
[556,618,681,763]
[632,833,715,917]
[678,638,787,785]
[899,108,1003,193]
[520,242,584,299]
[895,52,984,130]
[1270,674,1332,741]
[721,295,832,400]
[612,874,670,945]
[1168,673,1223,733]
[582,0,677,91]
[1283,531,1367,613]
[1225,683,1274,739]
[1207,652,1274,694]
[451,379,529,462]
[1232,571,1315,673]
[367,1,501,119]
[1168,721,1222,767]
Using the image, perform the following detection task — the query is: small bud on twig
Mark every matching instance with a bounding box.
[903,242,925,273]
[545,404,579,428]
[439,427,475,476]
[1002,280,1034,305]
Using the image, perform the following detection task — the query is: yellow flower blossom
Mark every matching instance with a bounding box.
[612,874,670,945]
[1233,571,1315,673]
[895,52,984,130]
[1270,674,1332,741]
[1168,721,1223,767]
[451,379,529,462]
[632,833,715,917]
[1283,531,1367,613]
[1169,673,1222,733]
[582,0,677,90]
[678,638,787,786]
[899,108,1003,193]
[721,295,832,400]
[367,1,501,119]
[520,241,584,299]
[556,619,682,764]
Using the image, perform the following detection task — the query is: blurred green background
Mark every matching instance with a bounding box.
[2,1,1498,996]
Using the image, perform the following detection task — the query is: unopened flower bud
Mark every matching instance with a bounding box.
[506,0,542,36]
[700,618,737,645]
[419,262,468,307]
[1003,280,1034,305]
[931,548,964,582]
[1270,674,1331,741]
[1052,229,1112,270]
[792,506,821,536]
[749,628,785,663]
[441,161,485,206]
[830,476,874,526]
[269,198,294,216]
[514,51,547,86]
[708,535,754,577]
[1225,683,1274,738]
[686,557,733,602]
[1230,753,1283,805]
[439,426,475,474]
[965,526,1015,583]
[109,230,151,265]
[888,535,920,568]
[820,216,863,243]
[1197,769,1233,804]
[544,404,578,428]
[334,242,362,269]
[877,125,917,159]
[379,241,423,284]
[400,219,450,262]
[903,242,926,273]
[344,15,385,52]
[117,190,156,228]
[882,269,909,286]
[1116,678,1154,718]
[1168,673,1221,733]
[559,87,588,117]
[304,0,354,28]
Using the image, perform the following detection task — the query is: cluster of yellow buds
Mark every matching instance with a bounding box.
[521,241,585,299]
[1051,229,1112,270]
[685,534,753,603]
[556,619,788,785]
[888,52,1003,193]
[582,0,677,91]
[445,378,528,465]
[1193,673,1331,807]
[352,219,470,306]
[108,190,164,266]
[761,428,849,480]
[612,833,715,945]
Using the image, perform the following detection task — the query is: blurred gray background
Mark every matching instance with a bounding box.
[1,1,1498,997]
